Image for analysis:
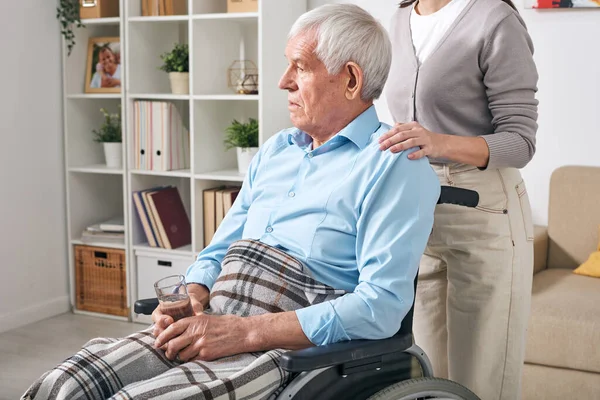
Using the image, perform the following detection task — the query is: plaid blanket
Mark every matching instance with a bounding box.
[23,239,345,400]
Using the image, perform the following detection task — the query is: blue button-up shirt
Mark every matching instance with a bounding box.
[186,106,440,346]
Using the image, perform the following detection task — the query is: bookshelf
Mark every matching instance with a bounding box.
[62,0,307,322]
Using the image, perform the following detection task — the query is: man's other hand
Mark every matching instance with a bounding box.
[155,314,251,362]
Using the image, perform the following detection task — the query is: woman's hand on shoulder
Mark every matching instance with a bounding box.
[379,121,449,160]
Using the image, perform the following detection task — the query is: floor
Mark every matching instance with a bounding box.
[0,313,142,400]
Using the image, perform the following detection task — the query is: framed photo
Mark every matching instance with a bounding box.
[526,0,599,7]
[85,37,122,94]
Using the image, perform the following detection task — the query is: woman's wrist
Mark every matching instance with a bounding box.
[441,135,490,168]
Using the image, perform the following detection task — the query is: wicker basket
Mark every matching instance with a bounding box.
[75,245,129,317]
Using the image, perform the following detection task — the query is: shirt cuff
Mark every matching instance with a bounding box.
[481,132,532,170]
[295,301,351,346]
[185,261,220,291]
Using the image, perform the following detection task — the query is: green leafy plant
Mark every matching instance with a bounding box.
[56,0,85,56]
[159,43,189,73]
[224,118,259,149]
[92,107,122,143]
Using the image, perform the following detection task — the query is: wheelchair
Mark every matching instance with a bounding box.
[135,186,481,400]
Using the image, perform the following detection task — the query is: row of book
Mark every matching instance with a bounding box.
[81,217,125,245]
[133,101,190,172]
[142,0,186,16]
[203,186,241,246]
[133,186,192,249]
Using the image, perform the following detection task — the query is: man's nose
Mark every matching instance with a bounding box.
[278,68,296,91]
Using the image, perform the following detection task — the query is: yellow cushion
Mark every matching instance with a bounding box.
[573,231,600,278]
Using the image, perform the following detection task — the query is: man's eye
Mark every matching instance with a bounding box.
[297,66,304,72]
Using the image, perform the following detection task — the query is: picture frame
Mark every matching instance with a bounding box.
[85,37,122,94]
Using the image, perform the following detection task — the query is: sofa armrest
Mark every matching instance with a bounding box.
[533,225,548,275]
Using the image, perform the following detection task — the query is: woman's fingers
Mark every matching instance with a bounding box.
[408,149,428,160]
[390,138,423,154]
[380,125,420,150]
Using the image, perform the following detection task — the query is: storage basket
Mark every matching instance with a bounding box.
[75,245,129,317]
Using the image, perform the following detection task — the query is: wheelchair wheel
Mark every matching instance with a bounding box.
[366,377,479,400]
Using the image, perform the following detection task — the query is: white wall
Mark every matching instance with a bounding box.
[0,2,69,333]
[308,0,600,224]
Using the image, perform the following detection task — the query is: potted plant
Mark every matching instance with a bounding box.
[224,118,259,173]
[159,43,189,94]
[93,107,122,168]
[56,0,85,56]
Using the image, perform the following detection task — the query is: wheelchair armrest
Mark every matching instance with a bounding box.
[134,298,159,315]
[280,333,413,373]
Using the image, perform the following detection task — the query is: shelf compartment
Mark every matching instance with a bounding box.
[193,178,243,254]
[192,12,258,22]
[68,173,124,242]
[67,94,122,99]
[193,94,258,101]
[81,17,121,25]
[129,93,191,100]
[128,0,189,18]
[69,165,124,175]
[133,243,194,257]
[71,239,126,250]
[129,174,192,251]
[128,21,189,94]
[66,99,123,169]
[193,99,258,174]
[195,169,245,182]
[128,15,189,22]
[65,24,121,97]
[192,18,258,96]
[130,169,191,178]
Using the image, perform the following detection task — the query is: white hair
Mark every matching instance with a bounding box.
[289,4,392,101]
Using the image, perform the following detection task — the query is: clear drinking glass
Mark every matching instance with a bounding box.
[154,275,194,321]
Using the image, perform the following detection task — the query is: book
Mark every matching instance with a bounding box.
[99,217,125,233]
[142,189,165,247]
[81,230,125,245]
[203,187,220,247]
[149,187,191,249]
[222,187,240,216]
[216,188,226,227]
[133,187,163,247]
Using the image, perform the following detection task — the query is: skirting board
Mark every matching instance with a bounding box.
[0,296,70,334]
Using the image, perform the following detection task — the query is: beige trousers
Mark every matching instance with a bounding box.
[414,164,534,400]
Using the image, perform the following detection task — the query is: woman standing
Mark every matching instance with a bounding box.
[380,0,538,399]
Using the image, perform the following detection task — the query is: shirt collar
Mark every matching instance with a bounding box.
[288,105,380,151]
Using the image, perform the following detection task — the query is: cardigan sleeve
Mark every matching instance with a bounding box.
[480,13,539,169]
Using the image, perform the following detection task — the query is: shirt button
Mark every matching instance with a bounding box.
[307,153,313,158]
[266,226,273,233]
[288,191,295,198]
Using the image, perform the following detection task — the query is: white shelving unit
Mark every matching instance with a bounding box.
[61,0,307,323]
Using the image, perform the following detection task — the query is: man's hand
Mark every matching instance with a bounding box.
[155,314,251,362]
[151,283,210,338]
[154,310,312,362]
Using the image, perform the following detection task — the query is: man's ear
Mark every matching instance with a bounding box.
[344,62,364,101]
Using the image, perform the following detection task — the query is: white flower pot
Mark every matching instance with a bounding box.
[169,72,189,95]
[236,147,259,174]
[103,142,122,168]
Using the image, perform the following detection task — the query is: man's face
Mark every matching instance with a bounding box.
[279,31,348,135]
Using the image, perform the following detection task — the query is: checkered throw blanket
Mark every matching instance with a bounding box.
[23,239,345,400]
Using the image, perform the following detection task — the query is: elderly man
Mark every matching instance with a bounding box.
[23,4,439,400]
